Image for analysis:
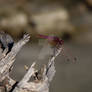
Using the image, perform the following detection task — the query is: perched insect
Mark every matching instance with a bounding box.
[37,34,64,47]
[37,34,77,63]
[0,31,14,54]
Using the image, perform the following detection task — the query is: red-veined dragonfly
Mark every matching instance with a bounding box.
[37,34,77,63]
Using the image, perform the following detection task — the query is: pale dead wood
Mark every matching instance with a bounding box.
[0,33,62,92]
[13,46,62,92]
[0,34,30,92]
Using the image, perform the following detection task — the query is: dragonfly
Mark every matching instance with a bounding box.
[37,34,77,63]
[37,34,64,47]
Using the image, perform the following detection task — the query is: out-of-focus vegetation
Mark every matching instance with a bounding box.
[0,0,92,43]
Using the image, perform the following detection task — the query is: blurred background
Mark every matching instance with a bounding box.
[0,0,92,92]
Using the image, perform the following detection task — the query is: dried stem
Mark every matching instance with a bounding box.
[0,33,62,92]
[0,34,30,92]
[13,46,62,92]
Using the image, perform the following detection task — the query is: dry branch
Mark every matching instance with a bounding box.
[13,47,62,92]
[0,33,62,92]
[0,34,30,92]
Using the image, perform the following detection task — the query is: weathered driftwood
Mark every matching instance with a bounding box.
[0,33,62,92]
[0,34,30,92]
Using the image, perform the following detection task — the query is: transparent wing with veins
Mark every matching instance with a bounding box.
[37,34,63,60]
[37,34,77,63]
[38,38,52,60]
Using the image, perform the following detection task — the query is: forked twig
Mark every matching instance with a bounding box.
[13,46,62,92]
[0,34,30,92]
[0,33,62,92]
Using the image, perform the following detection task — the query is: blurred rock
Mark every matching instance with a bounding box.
[0,6,76,40]
[0,8,36,38]
[0,13,28,29]
[32,8,75,36]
